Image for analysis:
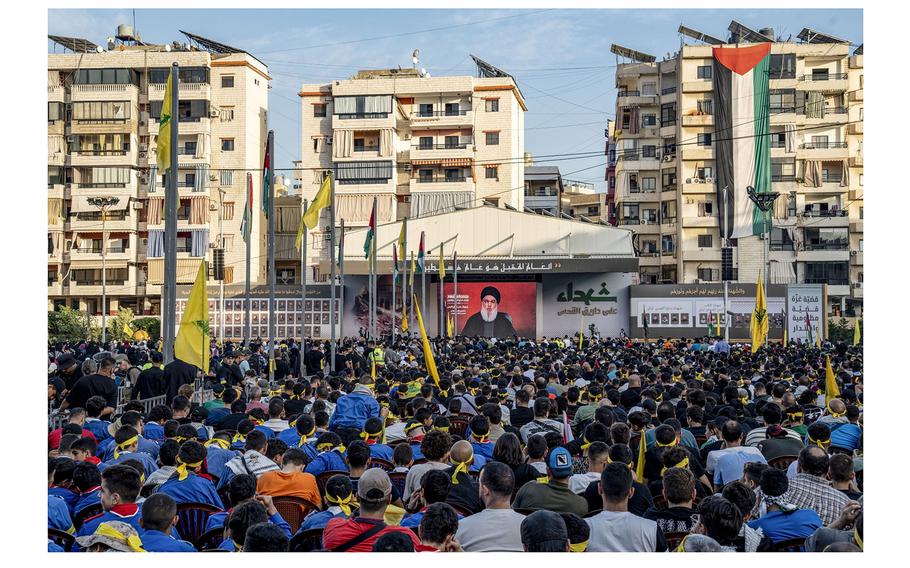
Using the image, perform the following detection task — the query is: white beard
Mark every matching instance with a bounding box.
[481,307,498,323]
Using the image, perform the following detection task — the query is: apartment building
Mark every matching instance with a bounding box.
[608,23,863,315]
[298,63,526,278]
[524,166,563,215]
[48,31,269,320]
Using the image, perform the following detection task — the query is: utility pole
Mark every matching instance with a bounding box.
[267,130,275,380]
[328,169,337,371]
[218,187,225,344]
[300,198,307,379]
[722,185,730,343]
[162,62,179,364]
[245,173,252,346]
[88,196,120,345]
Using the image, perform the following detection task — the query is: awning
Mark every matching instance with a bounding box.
[442,158,472,167]
[69,196,131,213]
[68,260,129,270]
[147,258,203,285]
[411,159,444,166]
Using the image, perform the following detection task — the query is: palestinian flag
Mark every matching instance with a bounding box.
[712,43,772,239]
[363,206,375,259]
[240,173,253,244]
[416,231,426,273]
[261,137,272,218]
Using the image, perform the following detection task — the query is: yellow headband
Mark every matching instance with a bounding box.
[297,426,317,447]
[826,403,846,418]
[606,456,634,469]
[808,436,830,449]
[434,426,450,433]
[470,433,489,444]
[787,411,804,420]
[92,522,146,552]
[404,422,423,434]
[569,540,589,553]
[655,439,678,448]
[114,435,139,459]
[326,493,354,517]
[580,436,593,452]
[175,458,204,481]
[450,459,472,485]
[740,396,749,407]
[360,431,382,441]
[232,433,246,445]
[249,417,264,426]
[317,443,346,454]
[661,457,690,477]
[204,438,230,450]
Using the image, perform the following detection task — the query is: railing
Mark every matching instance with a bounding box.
[805,277,849,285]
[800,73,848,81]
[803,209,847,218]
[804,107,847,115]
[662,184,677,192]
[414,143,470,150]
[354,145,380,152]
[769,243,795,251]
[770,140,788,148]
[804,242,848,251]
[336,113,389,119]
[770,106,797,114]
[801,142,848,149]
[661,86,677,95]
[618,90,641,97]
[76,183,128,189]
[821,176,844,184]
[661,216,678,224]
[416,176,468,183]
[772,174,796,182]
[72,149,129,156]
[177,148,200,155]
[661,118,677,126]
[769,71,796,79]
[412,110,470,117]
[72,84,133,93]
[72,118,130,124]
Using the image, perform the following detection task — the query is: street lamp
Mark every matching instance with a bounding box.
[87,196,120,346]
[746,186,779,345]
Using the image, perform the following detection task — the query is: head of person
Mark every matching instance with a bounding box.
[140,493,179,534]
[72,461,102,493]
[420,429,453,463]
[281,447,310,472]
[243,522,289,552]
[245,430,269,454]
[798,445,830,477]
[521,510,569,552]
[721,420,743,445]
[695,496,742,546]
[479,286,501,323]
[721,481,757,522]
[546,446,574,483]
[586,441,610,474]
[75,520,144,552]
[600,461,634,507]
[85,396,107,419]
[663,467,696,507]
[357,468,393,517]
[478,460,514,507]
[560,513,590,553]
[491,432,523,468]
[741,461,769,491]
[113,426,140,457]
[533,397,551,419]
[268,398,284,420]
[392,443,413,468]
[678,534,723,552]
[361,417,384,443]
[419,502,459,549]
[324,474,355,515]
[100,464,141,511]
[227,474,258,508]
[174,440,206,479]
[759,468,791,510]
[372,531,415,552]
[828,453,855,485]
[227,501,269,548]
[807,422,832,450]
[71,437,99,462]
[345,440,372,472]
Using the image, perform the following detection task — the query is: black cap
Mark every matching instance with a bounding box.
[480,286,501,303]
[57,353,77,369]
[520,510,567,548]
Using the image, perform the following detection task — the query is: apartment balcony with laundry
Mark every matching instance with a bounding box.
[410,132,474,161]
[408,100,473,128]
[144,196,213,230]
[796,69,848,93]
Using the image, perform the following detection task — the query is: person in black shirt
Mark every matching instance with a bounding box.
[61,356,118,411]
[132,351,166,400]
[54,353,84,392]
[648,446,711,501]
[443,441,484,515]
[644,466,699,535]
[492,432,540,491]
[164,358,198,404]
[584,444,653,516]
[510,389,534,430]
[217,352,244,386]
[304,345,325,376]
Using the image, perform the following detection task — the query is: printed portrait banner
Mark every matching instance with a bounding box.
[443,281,537,338]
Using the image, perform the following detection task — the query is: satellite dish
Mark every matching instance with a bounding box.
[420,67,427,77]
[412,48,420,68]
[164,44,171,52]
[412,49,420,58]
[424,72,431,78]
[96,45,104,53]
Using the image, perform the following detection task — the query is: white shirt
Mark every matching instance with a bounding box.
[456,508,525,552]
[568,472,601,494]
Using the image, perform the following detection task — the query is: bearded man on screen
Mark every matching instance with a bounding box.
[461,286,518,338]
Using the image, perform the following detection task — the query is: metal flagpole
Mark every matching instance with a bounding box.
[300,199,307,378]
[402,221,407,338]
[392,246,397,344]
[267,130,276,381]
[453,250,458,336]
[218,188,225,344]
[439,242,444,338]
[723,185,730,343]
[372,197,378,341]
[162,62,179,364]
[409,251,415,333]
[245,174,252,347]
[329,171,337,372]
[339,218,345,345]
[422,258,426,338]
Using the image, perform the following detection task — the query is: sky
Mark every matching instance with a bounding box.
[48,8,863,191]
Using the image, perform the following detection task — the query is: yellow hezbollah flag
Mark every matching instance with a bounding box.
[782,326,787,345]
[397,218,407,262]
[438,243,446,279]
[300,175,332,249]
[409,252,416,287]
[750,273,768,352]
[156,71,173,171]
[579,317,584,350]
[413,294,440,386]
[123,321,134,340]
[825,355,840,405]
[401,299,408,333]
[446,312,454,338]
[635,430,647,483]
[853,319,861,346]
[174,260,210,373]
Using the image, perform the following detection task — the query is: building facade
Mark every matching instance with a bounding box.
[297,69,526,280]
[524,166,563,215]
[609,28,863,315]
[48,33,269,320]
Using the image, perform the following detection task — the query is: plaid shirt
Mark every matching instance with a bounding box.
[787,473,850,525]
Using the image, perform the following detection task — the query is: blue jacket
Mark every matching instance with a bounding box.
[277,430,320,461]
[100,435,160,461]
[157,474,225,509]
[48,540,64,553]
[748,509,822,544]
[471,441,495,461]
[48,487,79,516]
[254,425,276,440]
[296,509,350,532]
[75,504,144,552]
[99,450,160,478]
[48,495,73,533]
[216,512,292,550]
[83,419,111,443]
[328,386,380,430]
[206,445,240,480]
[368,443,394,462]
[74,489,102,517]
[140,529,197,552]
[830,423,862,452]
[144,422,165,442]
[304,450,349,477]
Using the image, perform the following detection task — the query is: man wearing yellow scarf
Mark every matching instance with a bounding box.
[443,441,485,516]
[75,520,147,552]
[297,475,356,532]
[157,441,224,509]
[103,426,159,478]
[74,465,145,550]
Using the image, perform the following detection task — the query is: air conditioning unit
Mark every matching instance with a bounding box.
[403,164,412,172]
[209,242,218,249]
[693,279,701,284]
[402,134,411,140]
[640,219,647,225]
[705,177,714,183]
[132,202,143,210]
[138,174,148,184]
[685,178,693,184]
[850,250,857,256]
[663,155,673,162]
[210,109,220,118]
[209,204,218,211]
[138,151,147,158]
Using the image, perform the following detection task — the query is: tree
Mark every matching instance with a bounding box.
[108,307,135,341]
[827,317,853,343]
[48,306,94,344]
[132,317,161,341]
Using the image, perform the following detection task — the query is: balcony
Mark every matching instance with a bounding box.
[797,243,850,262]
[617,90,659,107]
[69,247,133,263]
[69,146,139,167]
[660,86,677,97]
[409,109,473,128]
[851,282,863,298]
[681,145,713,161]
[621,189,659,202]
[68,213,138,232]
[681,178,715,194]
[825,284,851,297]
[149,116,211,136]
[525,194,559,209]
[48,183,65,200]
[615,151,661,171]
[685,248,721,262]
[409,175,473,194]
[71,83,139,102]
[800,209,849,227]
[620,219,661,234]
[681,114,713,127]
[410,143,473,162]
[800,107,848,124]
[772,174,797,193]
[850,89,863,102]
[175,146,212,165]
[47,280,65,296]
[682,213,718,228]
[149,82,211,100]
[332,112,394,131]
[799,141,849,160]
[797,73,848,92]
[681,80,712,93]
[48,85,64,102]
[849,189,863,201]
[70,179,138,199]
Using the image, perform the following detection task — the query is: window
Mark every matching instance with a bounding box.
[222,202,235,221]
[698,234,713,248]
[444,103,460,116]
[312,137,326,153]
[184,141,197,155]
[221,75,235,88]
[444,136,460,149]
[221,138,235,151]
[588,206,600,216]
[812,68,830,80]
[220,170,233,186]
[662,235,675,253]
[418,169,433,183]
[662,170,676,188]
[701,201,714,215]
[148,67,208,84]
[859,174,863,186]
[183,173,196,189]
[485,99,499,112]
[72,101,131,122]
[223,235,235,252]
[697,99,713,115]
[770,89,796,113]
[642,114,657,127]
[770,228,794,251]
[859,207,863,219]
[485,132,500,145]
[48,102,64,122]
[698,268,719,282]
[660,103,677,126]
[444,168,462,182]
[810,135,829,149]
[769,54,796,79]
[419,103,434,117]
[771,158,796,181]
[697,133,712,147]
[822,164,842,183]
[858,239,863,252]
[804,262,849,285]
[220,107,234,121]
[74,68,136,85]
[354,138,365,151]
[642,145,657,158]
[418,136,433,150]
[642,177,656,192]
[641,82,657,96]
[150,100,209,121]
[335,160,394,184]
[313,104,327,117]
[621,204,639,221]
[804,228,848,250]
[696,166,713,180]
[485,166,498,180]
[629,173,639,192]
[697,65,712,79]
[771,132,787,148]
[334,95,392,118]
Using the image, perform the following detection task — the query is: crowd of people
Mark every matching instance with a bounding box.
[47,333,863,552]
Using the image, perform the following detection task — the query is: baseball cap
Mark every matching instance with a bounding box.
[547,447,573,478]
[56,353,76,369]
[520,510,568,549]
[357,468,392,502]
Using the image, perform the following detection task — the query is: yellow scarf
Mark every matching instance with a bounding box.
[232,433,246,446]
[93,522,146,552]
[174,436,191,444]
[854,528,863,550]
[740,396,750,407]
[579,436,593,452]
[404,422,423,435]
[297,426,317,447]
[360,431,381,442]
[450,459,472,485]
[569,540,589,552]
[536,476,550,484]
[661,457,690,476]
[787,411,804,421]
[114,435,138,459]
[269,389,283,397]
[205,438,230,450]
[655,438,678,448]
[434,426,450,433]
[326,493,354,516]
[317,443,346,454]
[826,403,846,418]
[807,436,830,449]
[249,417,264,426]
[175,458,203,481]
[470,433,489,444]
[606,456,633,469]
[674,534,690,552]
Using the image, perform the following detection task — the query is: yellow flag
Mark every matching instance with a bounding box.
[750,273,768,352]
[413,294,440,386]
[401,298,408,333]
[635,430,647,483]
[397,218,407,262]
[409,252,416,287]
[446,313,454,338]
[825,355,840,405]
[853,319,861,346]
[174,261,210,373]
[123,321,134,340]
[579,317,584,350]
[782,326,787,345]
[816,329,822,349]
[438,243,446,279]
[300,175,332,249]
[156,71,173,171]
[371,358,377,379]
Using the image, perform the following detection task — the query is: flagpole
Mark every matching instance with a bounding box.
[339,218,345,347]
[162,62,179,365]
[402,220,408,338]
[392,247,397,344]
[329,170,337,372]
[267,130,276,382]
[372,196,378,341]
[439,242,444,338]
[300,198,307,379]
[245,173,252,347]
[409,251,415,333]
[453,250,458,337]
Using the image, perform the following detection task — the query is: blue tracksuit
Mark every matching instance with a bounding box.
[99,450,160,478]
[74,489,102,517]
[100,436,160,461]
[140,529,197,552]
[75,504,144,552]
[144,422,165,442]
[48,487,79,516]
[471,441,495,461]
[157,474,224,509]
[48,495,74,533]
[304,451,349,477]
[206,446,240,480]
[83,419,112,443]
[296,508,350,532]
[328,388,380,430]
[368,443,394,462]
[277,430,320,461]
[254,425,276,440]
